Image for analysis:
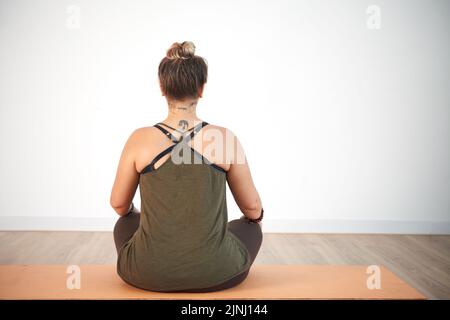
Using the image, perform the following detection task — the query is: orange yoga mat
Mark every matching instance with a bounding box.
[0,264,425,300]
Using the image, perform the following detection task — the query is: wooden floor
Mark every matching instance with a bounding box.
[0,232,449,299]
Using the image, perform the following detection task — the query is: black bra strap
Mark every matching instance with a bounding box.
[154,124,178,142]
[149,144,177,168]
[156,122,196,133]
[140,144,177,174]
[184,121,209,144]
[141,121,209,174]
[154,121,208,143]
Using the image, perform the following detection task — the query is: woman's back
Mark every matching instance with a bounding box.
[116,121,251,292]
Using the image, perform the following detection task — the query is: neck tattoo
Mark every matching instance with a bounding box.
[178,120,189,132]
[172,101,197,111]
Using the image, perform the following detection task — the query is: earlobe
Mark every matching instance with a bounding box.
[198,84,205,98]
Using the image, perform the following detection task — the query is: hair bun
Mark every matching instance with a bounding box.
[166,41,196,60]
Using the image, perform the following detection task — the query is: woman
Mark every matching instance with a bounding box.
[110,41,264,293]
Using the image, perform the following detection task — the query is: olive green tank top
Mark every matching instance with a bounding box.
[117,121,251,292]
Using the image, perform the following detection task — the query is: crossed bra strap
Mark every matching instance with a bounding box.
[154,121,208,143]
[156,122,196,132]
[140,121,209,174]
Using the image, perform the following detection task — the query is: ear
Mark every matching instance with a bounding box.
[159,81,165,96]
[198,83,205,98]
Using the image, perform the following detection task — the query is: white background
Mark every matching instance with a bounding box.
[0,0,449,233]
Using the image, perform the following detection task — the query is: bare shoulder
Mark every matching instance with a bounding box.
[202,124,238,142]
[202,124,241,151]
[201,124,245,166]
[125,126,169,173]
[123,126,162,151]
[129,126,160,140]
[132,126,160,136]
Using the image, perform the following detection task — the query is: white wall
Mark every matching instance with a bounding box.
[0,0,449,233]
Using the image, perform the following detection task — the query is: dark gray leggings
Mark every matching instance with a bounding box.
[113,213,263,292]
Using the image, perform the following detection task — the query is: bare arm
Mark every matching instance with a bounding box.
[110,129,141,216]
[226,132,263,220]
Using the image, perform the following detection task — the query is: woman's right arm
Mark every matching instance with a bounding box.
[226,132,263,220]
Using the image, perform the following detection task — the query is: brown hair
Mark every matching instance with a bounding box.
[158,41,208,101]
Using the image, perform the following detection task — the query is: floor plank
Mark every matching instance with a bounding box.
[0,232,448,299]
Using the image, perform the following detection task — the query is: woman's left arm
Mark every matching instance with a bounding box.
[110,130,140,216]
